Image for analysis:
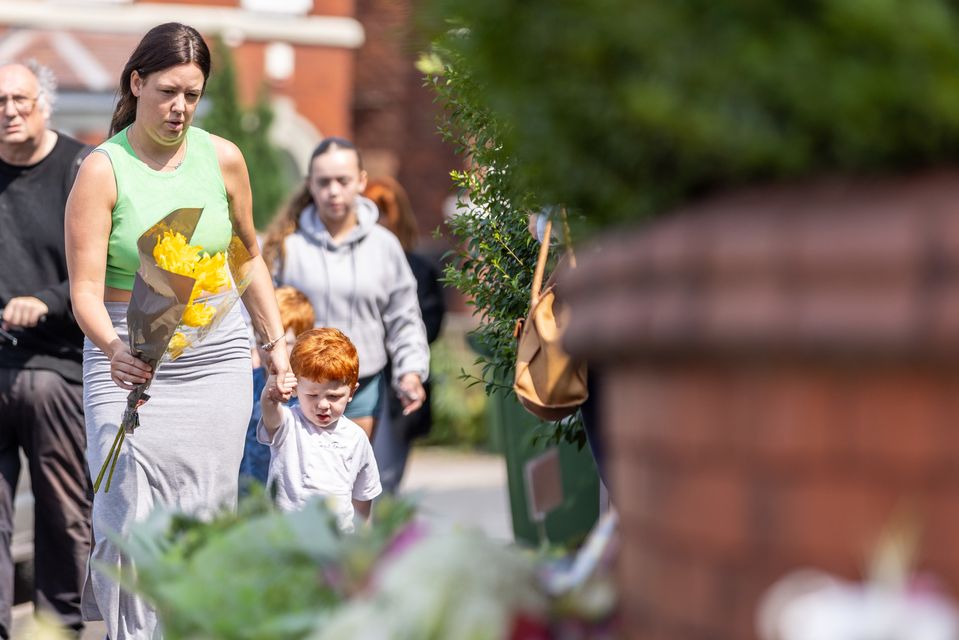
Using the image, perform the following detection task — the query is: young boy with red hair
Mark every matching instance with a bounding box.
[241,286,316,489]
[259,328,382,531]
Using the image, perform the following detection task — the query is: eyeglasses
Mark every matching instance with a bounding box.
[0,95,38,115]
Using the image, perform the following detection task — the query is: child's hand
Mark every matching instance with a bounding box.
[261,373,279,406]
[259,371,296,439]
[264,372,297,404]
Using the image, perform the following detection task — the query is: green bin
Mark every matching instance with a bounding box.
[487,387,600,547]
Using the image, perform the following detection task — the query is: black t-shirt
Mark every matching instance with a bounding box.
[0,133,90,383]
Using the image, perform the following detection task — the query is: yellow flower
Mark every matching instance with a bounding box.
[193,252,230,295]
[152,230,229,353]
[182,301,215,328]
[153,231,203,276]
[154,229,230,309]
[168,331,189,360]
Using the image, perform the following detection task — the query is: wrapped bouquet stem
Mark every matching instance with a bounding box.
[93,207,253,493]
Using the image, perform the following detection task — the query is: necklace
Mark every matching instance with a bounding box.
[130,134,185,171]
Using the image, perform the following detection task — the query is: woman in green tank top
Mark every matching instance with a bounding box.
[64,23,295,639]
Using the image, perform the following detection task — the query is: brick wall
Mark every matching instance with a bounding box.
[562,171,959,640]
[352,0,460,253]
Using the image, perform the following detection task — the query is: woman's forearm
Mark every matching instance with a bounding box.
[241,256,285,345]
[72,290,124,357]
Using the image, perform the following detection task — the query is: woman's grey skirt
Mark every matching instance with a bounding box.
[81,302,252,639]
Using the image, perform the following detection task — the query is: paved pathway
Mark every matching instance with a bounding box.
[11,447,511,638]
[399,447,512,540]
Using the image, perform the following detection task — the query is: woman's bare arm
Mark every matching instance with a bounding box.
[65,151,152,388]
[212,134,293,397]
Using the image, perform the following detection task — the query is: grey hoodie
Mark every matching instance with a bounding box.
[279,196,429,388]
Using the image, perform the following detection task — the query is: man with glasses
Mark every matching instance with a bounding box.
[0,61,91,639]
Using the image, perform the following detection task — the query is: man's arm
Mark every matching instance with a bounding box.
[1,295,51,330]
[6,144,97,330]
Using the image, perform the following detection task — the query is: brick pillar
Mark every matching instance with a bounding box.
[562,171,959,639]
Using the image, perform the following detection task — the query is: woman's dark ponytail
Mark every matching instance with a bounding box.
[109,73,139,136]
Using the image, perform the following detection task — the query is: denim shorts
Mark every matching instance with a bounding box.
[344,371,384,420]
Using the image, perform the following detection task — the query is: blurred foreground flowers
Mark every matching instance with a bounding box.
[109,493,617,639]
[758,511,959,640]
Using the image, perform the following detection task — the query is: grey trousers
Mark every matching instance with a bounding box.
[0,367,92,639]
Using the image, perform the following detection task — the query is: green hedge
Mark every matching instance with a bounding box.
[425,1,959,230]
[423,45,585,446]
[424,329,489,448]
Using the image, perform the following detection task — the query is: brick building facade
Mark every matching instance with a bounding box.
[0,0,459,248]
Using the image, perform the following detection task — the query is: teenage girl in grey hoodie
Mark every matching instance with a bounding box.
[261,138,429,438]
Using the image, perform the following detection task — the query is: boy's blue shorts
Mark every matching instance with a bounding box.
[344,371,385,420]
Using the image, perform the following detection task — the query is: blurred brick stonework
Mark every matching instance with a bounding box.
[352,0,460,256]
[563,171,959,639]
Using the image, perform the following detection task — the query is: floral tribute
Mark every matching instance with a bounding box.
[101,494,617,640]
[151,230,231,357]
[92,207,253,493]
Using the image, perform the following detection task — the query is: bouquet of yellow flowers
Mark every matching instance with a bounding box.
[93,207,254,493]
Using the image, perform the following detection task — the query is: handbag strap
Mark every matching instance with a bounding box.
[530,209,575,306]
[559,208,576,269]
[531,219,553,307]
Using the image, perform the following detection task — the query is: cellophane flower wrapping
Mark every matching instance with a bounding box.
[93,207,254,493]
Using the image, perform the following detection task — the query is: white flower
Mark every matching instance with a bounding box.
[314,529,548,640]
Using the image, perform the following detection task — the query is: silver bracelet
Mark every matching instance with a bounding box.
[260,334,284,352]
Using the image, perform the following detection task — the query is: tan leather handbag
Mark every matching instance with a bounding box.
[513,216,588,421]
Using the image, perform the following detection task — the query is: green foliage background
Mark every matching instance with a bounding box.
[422,46,585,447]
[202,41,293,229]
[423,329,489,448]
[420,1,959,447]
[423,0,959,231]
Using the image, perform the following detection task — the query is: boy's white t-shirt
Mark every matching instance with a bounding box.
[257,404,381,532]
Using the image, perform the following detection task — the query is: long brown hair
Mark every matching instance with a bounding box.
[364,176,419,252]
[109,23,211,136]
[261,137,363,277]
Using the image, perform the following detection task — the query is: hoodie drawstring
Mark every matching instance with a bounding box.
[298,199,375,329]
[319,246,332,324]
[349,244,357,329]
